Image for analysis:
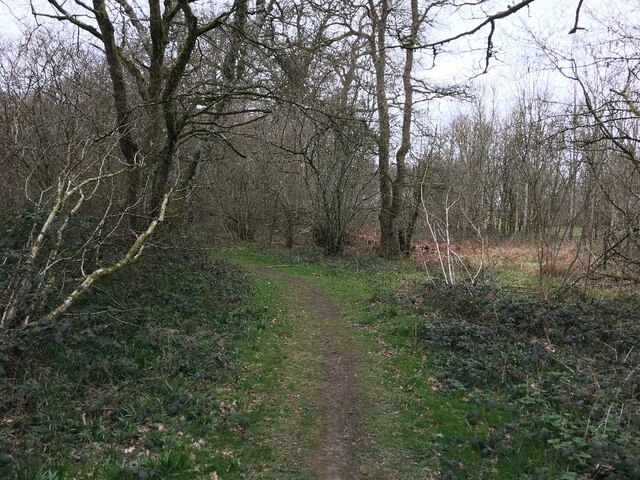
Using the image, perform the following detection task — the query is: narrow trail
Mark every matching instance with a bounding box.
[248,266,363,480]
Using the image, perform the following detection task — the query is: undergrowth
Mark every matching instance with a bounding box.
[0,249,270,479]
[393,280,640,479]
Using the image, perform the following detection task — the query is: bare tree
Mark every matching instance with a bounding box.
[33,0,246,222]
[536,5,640,281]
[0,34,172,328]
[0,0,255,328]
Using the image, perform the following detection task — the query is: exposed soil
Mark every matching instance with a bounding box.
[249,266,363,479]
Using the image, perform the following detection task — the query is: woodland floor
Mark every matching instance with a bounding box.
[227,249,640,480]
[1,247,638,479]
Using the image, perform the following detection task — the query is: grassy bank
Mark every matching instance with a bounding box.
[0,249,294,479]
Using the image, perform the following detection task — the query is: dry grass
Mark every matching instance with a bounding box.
[410,238,594,286]
[344,228,379,256]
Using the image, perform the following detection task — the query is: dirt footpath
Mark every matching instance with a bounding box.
[250,267,363,480]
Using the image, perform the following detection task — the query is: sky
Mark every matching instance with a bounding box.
[406,0,635,121]
[0,1,32,39]
[0,1,582,61]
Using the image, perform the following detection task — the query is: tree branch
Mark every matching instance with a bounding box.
[41,190,172,324]
[568,0,586,34]
[416,0,536,49]
[40,0,103,40]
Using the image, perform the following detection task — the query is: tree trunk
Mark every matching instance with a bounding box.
[368,0,396,257]
[403,161,427,255]
[369,0,418,259]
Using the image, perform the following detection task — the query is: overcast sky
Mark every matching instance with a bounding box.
[0,1,31,39]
